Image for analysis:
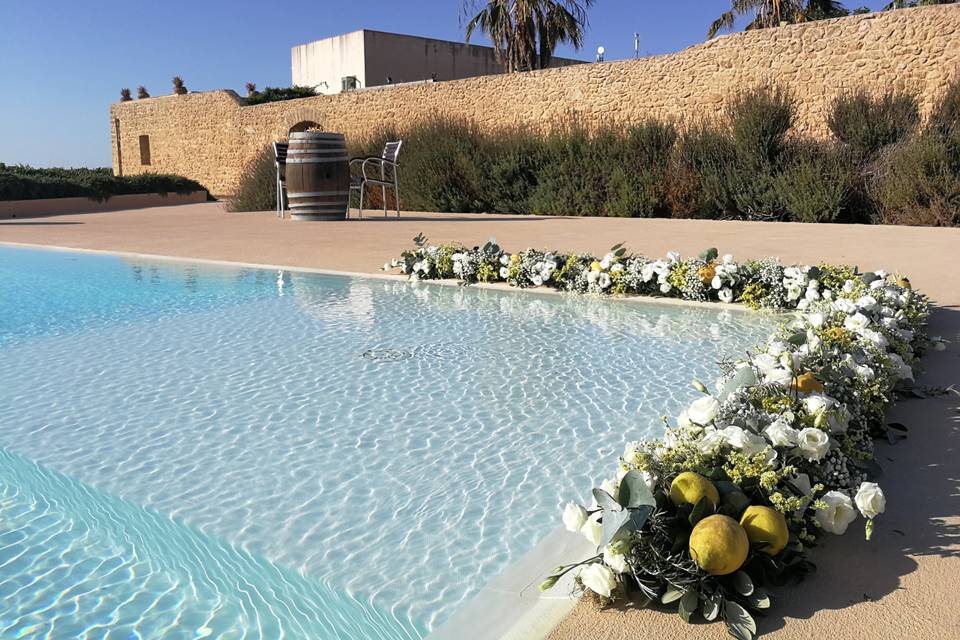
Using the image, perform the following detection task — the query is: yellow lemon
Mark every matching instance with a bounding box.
[739,505,789,556]
[689,514,750,575]
[669,472,719,508]
[791,372,824,395]
[697,264,717,285]
[897,277,911,290]
[590,261,602,272]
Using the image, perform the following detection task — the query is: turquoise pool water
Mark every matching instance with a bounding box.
[0,246,773,639]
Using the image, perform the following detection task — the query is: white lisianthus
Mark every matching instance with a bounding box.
[598,273,612,289]
[580,563,617,598]
[752,353,779,374]
[795,427,830,460]
[855,364,875,380]
[720,426,768,457]
[676,410,693,430]
[687,396,720,425]
[844,312,871,333]
[718,287,734,303]
[562,502,588,533]
[764,419,799,447]
[659,282,671,294]
[499,267,509,279]
[698,428,726,453]
[802,394,832,417]
[855,295,878,312]
[603,546,630,574]
[599,477,618,499]
[580,512,603,545]
[833,299,857,314]
[861,329,888,349]
[764,367,793,387]
[532,275,543,287]
[815,491,858,535]
[854,482,886,519]
[711,275,722,289]
[807,312,825,328]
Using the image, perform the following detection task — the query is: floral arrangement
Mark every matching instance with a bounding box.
[385,236,942,639]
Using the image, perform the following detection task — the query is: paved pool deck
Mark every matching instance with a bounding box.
[2,203,958,640]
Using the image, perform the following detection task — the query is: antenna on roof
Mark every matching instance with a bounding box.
[634,33,639,59]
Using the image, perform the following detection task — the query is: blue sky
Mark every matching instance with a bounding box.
[0,0,887,168]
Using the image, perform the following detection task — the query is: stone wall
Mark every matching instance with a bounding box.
[111,5,960,196]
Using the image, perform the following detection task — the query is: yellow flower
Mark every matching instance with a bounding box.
[697,264,717,285]
[791,372,824,395]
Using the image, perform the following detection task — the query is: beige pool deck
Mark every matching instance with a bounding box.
[2,203,958,640]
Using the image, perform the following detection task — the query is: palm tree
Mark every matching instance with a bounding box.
[462,1,593,72]
[708,0,848,38]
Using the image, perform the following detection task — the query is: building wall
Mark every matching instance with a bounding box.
[291,30,367,94]
[112,6,960,196]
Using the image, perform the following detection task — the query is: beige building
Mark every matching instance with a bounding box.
[291,29,583,94]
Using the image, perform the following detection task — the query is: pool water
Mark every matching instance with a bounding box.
[0,246,773,639]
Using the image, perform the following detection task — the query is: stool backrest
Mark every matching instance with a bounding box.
[382,140,402,164]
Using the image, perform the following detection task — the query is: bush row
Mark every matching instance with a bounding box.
[0,165,207,202]
[232,80,960,226]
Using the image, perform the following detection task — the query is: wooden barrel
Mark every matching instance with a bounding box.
[284,132,349,221]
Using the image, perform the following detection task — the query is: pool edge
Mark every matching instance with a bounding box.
[0,241,757,314]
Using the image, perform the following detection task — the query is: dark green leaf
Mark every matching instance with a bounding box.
[689,496,715,526]
[618,470,656,510]
[724,601,757,640]
[699,247,719,263]
[861,272,878,285]
[787,331,807,346]
[746,588,771,610]
[703,593,721,621]
[887,422,909,432]
[849,457,883,480]
[731,571,754,596]
[629,504,654,532]
[807,266,822,280]
[679,590,699,623]
[721,490,751,518]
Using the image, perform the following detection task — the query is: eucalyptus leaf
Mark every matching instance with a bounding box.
[862,272,879,285]
[787,331,807,346]
[661,586,684,604]
[719,366,757,401]
[703,593,721,621]
[629,504,654,532]
[678,590,699,623]
[849,457,883,480]
[593,488,620,511]
[618,470,656,509]
[699,247,719,263]
[732,571,754,596]
[600,507,630,548]
[887,422,909,432]
[807,266,822,280]
[724,601,757,640]
[746,588,771,610]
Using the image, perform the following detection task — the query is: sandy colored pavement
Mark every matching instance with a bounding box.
[2,203,959,640]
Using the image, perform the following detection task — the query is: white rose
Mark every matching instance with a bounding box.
[711,275,722,289]
[599,477,618,499]
[603,546,630,574]
[719,426,768,457]
[580,512,603,545]
[807,312,825,328]
[855,295,878,312]
[795,427,830,460]
[861,329,888,349]
[833,299,857,314]
[499,267,509,279]
[802,394,832,417]
[676,410,693,430]
[764,367,793,387]
[687,396,720,426]
[580,563,618,598]
[815,491,858,535]
[563,502,588,533]
[718,287,734,303]
[659,282,671,293]
[855,365,875,380]
[854,482,886,519]
[752,353,779,374]
[887,353,914,381]
[598,273,612,289]
[764,419,799,447]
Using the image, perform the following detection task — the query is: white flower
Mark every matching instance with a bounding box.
[764,367,793,387]
[802,394,832,417]
[855,295,878,312]
[833,299,857,314]
[580,563,617,598]
[598,273,612,289]
[500,254,511,266]
[659,282,671,294]
[599,477,618,499]
[815,491,858,535]
[807,312,825,328]
[764,419,799,447]
[532,275,543,287]
[718,287,734,303]
[855,364,875,380]
[580,512,603,545]
[698,428,726,453]
[711,275,722,290]
[854,482,886,519]
[844,312,871,333]
[687,396,719,425]
[795,427,830,460]
[603,546,630,574]
[499,267,509,279]
[861,329,888,349]
[887,353,914,381]
[752,353,779,374]
[719,426,768,457]
[563,502,588,533]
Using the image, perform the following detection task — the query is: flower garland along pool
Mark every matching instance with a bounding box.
[386,237,942,640]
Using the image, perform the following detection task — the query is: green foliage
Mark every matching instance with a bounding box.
[669,122,736,218]
[827,89,920,158]
[869,133,960,226]
[0,164,206,202]
[226,145,277,212]
[727,86,795,164]
[776,142,852,223]
[928,76,960,138]
[244,85,319,106]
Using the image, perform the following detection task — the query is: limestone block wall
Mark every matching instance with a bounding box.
[111,5,960,196]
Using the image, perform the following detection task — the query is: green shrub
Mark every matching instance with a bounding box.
[604,121,677,217]
[668,122,736,218]
[529,122,610,216]
[245,86,319,106]
[776,143,852,223]
[0,164,206,202]
[477,127,544,213]
[870,133,960,226]
[928,77,960,138]
[827,89,919,158]
[226,146,277,212]
[726,86,795,164]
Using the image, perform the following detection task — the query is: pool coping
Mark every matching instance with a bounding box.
[0,240,759,315]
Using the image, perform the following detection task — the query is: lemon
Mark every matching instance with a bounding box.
[590,261,602,272]
[669,472,719,508]
[791,372,824,395]
[897,277,911,290]
[689,514,749,575]
[739,505,789,556]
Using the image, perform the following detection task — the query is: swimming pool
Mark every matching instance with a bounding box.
[0,245,773,638]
